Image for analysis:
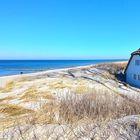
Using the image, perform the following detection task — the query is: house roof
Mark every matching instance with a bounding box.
[125,48,140,74]
[131,48,140,55]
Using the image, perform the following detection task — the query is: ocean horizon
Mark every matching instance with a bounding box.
[0,59,127,76]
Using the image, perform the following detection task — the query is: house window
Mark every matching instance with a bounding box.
[138,75,140,80]
[134,74,137,80]
[135,60,140,66]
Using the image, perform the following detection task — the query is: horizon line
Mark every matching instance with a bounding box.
[0,59,128,61]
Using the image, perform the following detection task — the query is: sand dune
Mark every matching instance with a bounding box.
[0,61,140,139]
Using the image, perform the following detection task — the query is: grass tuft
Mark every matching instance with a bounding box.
[0,104,33,116]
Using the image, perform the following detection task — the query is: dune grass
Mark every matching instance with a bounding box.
[74,85,91,94]
[0,96,15,102]
[0,104,33,116]
[58,92,140,123]
[20,86,55,102]
[0,77,34,93]
[20,87,39,101]
[0,81,16,93]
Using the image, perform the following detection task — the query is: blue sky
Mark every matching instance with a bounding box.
[0,0,140,60]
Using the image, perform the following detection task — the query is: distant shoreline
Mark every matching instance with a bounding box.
[0,60,127,77]
[0,61,128,88]
[0,59,127,77]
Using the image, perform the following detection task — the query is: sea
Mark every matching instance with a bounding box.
[0,60,127,76]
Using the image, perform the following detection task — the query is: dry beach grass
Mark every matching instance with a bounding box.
[0,61,140,139]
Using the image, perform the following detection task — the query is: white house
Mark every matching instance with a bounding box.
[125,48,140,88]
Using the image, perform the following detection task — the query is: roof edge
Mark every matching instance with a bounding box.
[124,55,133,74]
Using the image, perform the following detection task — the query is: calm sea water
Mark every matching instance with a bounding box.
[0,60,126,76]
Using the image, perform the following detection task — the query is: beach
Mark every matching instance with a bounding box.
[0,60,127,87]
[1,61,140,139]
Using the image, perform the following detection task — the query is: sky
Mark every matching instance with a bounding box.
[0,0,140,60]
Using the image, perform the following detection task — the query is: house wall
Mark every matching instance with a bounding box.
[126,55,140,87]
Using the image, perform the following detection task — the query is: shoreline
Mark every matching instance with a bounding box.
[0,61,128,88]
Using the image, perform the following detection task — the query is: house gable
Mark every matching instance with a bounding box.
[125,53,140,87]
[125,48,140,74]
